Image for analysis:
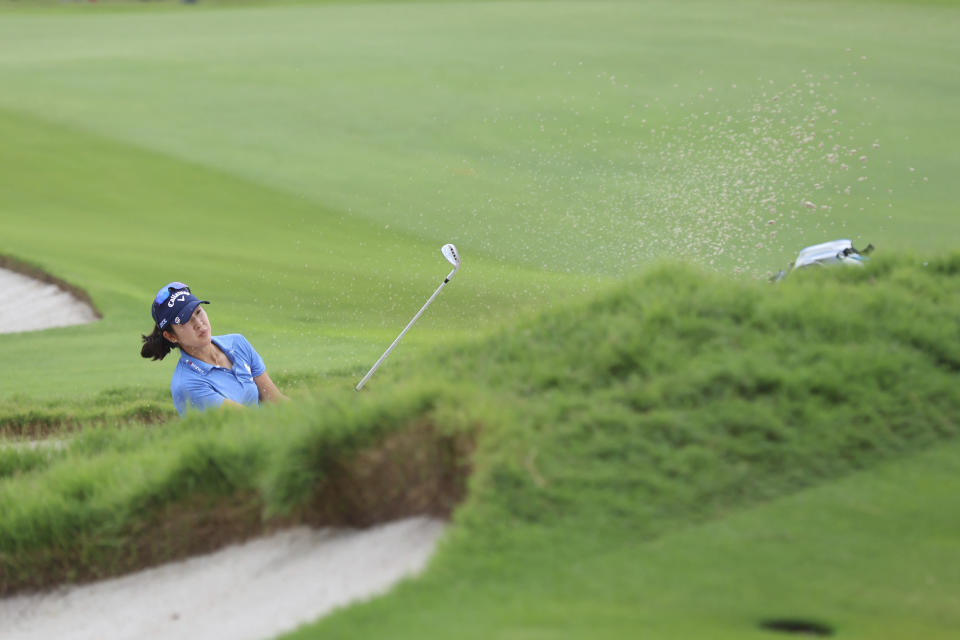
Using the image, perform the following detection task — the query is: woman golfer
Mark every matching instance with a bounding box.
[141,281,287,416]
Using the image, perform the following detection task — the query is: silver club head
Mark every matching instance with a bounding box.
[441,243,460,267]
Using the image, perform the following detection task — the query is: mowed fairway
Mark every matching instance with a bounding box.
[290,440,960,640]
[1,0,958,398]
[1,1,959,639]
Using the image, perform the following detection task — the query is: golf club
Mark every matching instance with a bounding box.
[355,243,460,391]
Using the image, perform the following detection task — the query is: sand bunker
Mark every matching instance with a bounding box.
[0,517,446,640]
[0,266,98,334]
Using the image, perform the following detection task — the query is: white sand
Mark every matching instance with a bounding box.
[0,267,98,334]
[0,517,446,640]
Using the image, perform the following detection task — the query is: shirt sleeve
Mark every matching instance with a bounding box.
[172,378,226,417]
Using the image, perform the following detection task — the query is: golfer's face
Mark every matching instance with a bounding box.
[172,306,211,346]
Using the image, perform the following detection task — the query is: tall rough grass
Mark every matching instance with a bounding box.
[432,254,959,554]
[1,253,957,594]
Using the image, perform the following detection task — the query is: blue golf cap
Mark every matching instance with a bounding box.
[151,281,210,330]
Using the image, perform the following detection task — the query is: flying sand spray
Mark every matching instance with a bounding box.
[355,244,460,391]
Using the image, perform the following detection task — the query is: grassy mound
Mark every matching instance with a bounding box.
[0,371,336,439]
[0,388,471,594]
[1,254,958,603]
[0,387,172,439]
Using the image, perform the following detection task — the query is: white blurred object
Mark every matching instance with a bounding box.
[771,239,873,281]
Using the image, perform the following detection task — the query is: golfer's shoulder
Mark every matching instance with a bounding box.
[217,333,262,359]
[216,333,251,349]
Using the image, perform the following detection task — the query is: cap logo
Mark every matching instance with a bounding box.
[167,289,189,307]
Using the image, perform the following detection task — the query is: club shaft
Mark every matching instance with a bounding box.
[355,269,455,390]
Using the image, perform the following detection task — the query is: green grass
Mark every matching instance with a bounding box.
[0,106,595,399]
[0,1,959,637]
[280,254,960,640]
[0,386,172,439]
[2,256,959,637]
[293,439,960,640]
[1,0,959,397]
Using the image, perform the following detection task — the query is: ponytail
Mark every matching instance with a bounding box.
[140,325,177,361]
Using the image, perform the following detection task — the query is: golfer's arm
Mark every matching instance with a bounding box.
[255,372,290,404]
[220,398,244,410]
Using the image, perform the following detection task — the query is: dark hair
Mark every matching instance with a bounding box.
[140,325,179,361]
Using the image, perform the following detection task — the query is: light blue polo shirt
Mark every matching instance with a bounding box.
[170,334,266,417]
